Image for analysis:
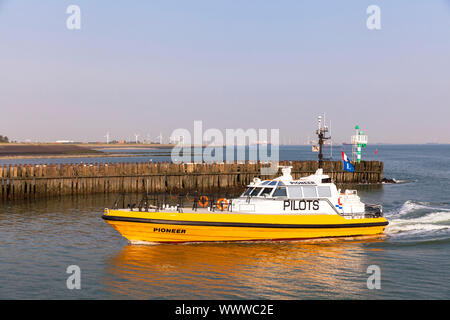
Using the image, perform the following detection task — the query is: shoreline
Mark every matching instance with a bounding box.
[0,143,174,160]
[0,153,158,160]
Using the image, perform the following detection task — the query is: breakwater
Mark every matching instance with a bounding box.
[0,160,383,200]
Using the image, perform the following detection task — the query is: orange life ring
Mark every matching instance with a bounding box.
[217,198,228,211]
[198,195,208,207]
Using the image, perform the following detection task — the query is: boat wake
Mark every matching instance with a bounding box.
[385,200,450,241]
[129,240,160,246]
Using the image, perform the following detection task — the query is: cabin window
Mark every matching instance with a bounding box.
[250,187,262,196]
[273,187,287,197]
[260,188,272,197]
[243,188,254,196]
[317,186,331,198]
[269,181,278,186]
[287,186,302,198]
[261,181,271,185]
[302,186,317,198]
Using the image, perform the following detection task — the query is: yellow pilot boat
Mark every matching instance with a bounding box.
[102,166,388,243]
[102,116,388,243]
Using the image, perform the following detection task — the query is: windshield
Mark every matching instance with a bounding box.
[260,187,273,197]
[250,187,262,196]
[273,187,287,197]
[242,187,254,196]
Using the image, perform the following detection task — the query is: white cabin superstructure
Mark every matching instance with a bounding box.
[231,166,374,218]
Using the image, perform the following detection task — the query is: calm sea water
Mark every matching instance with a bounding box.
[0,145,449,299]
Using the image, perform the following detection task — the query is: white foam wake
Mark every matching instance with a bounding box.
[387,200,450,218]
[129,240,160,246]
[387,221,450,235]
[386,202,450,236]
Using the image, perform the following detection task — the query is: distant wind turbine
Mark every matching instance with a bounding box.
[104,132,110,144]
[155,133,163,144]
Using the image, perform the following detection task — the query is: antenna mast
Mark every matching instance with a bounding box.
[316,115,331,169]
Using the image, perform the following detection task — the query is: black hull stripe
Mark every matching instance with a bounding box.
[102,215,389,229]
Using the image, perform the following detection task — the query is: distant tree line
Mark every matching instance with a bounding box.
[0,135,9,143]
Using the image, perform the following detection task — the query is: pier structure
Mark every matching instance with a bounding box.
[0,160,384,201]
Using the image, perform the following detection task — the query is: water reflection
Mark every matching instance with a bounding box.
[103,236,385,299]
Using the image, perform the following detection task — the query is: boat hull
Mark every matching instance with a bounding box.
[103,210,389,243]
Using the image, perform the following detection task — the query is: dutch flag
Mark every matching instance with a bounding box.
[342,151,355,172]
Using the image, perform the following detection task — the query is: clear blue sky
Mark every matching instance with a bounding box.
[1,1,449,143]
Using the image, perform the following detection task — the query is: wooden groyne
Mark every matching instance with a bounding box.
[0,160,383,201]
